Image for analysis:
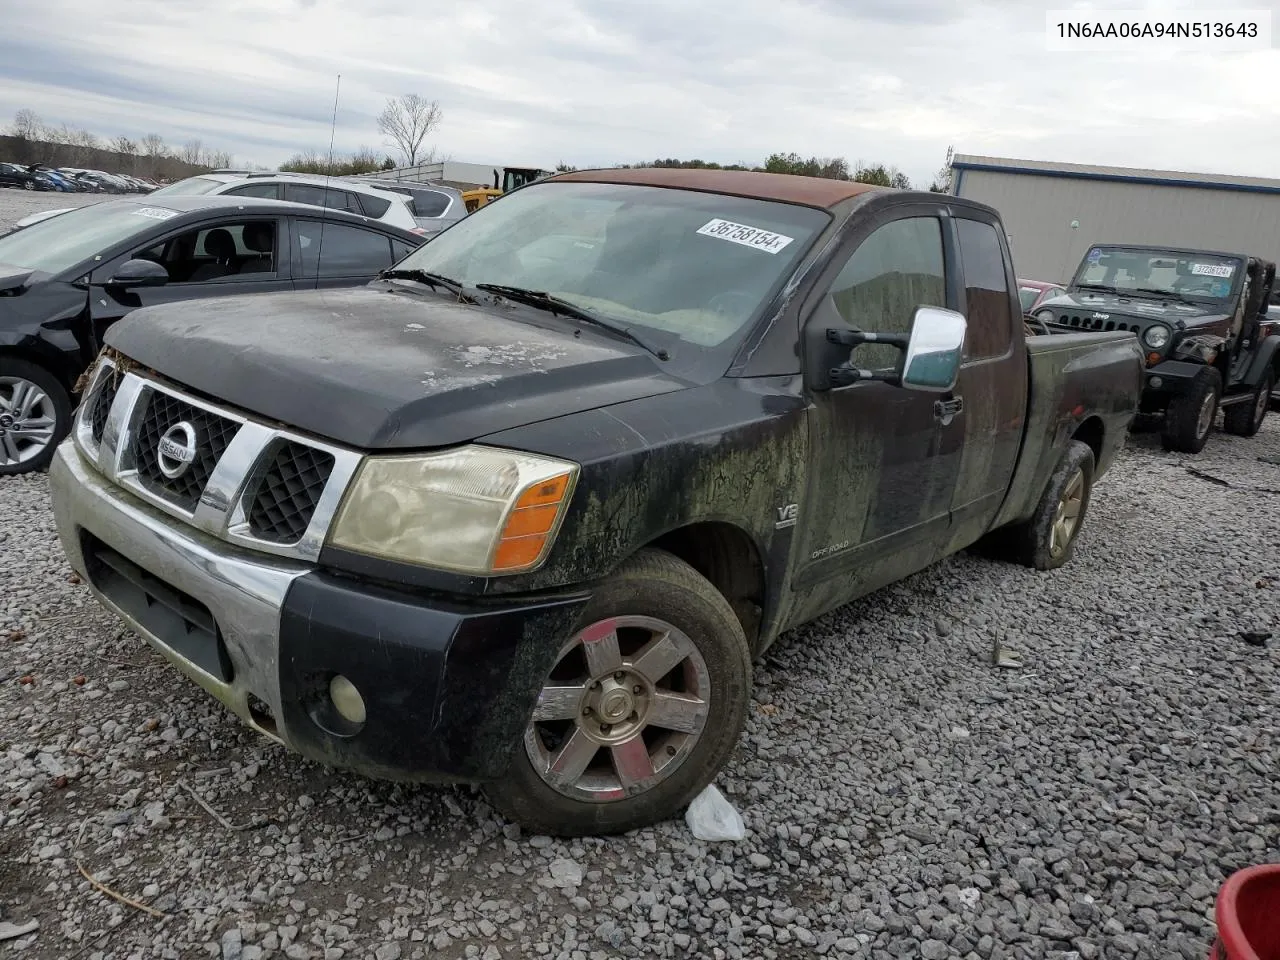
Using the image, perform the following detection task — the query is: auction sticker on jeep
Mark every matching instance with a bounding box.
[697,219,795,254]
[1190,262,1234,277]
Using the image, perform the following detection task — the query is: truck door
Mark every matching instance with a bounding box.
[791,209,963,620]
[940,214,1029,553]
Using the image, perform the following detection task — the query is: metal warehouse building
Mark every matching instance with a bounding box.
[950,153,1280,283]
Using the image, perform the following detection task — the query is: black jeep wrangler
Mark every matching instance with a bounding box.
[1033,245,1277,453]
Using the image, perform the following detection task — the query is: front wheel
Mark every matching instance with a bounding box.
[0,359,73,476]
[484,548,752,836]
[1223,367,1274,437]
[22,180,34,191]
[1162,367,1221,454]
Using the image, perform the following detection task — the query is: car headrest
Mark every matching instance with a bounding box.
[203,228,236,261]
[242,222,274,253]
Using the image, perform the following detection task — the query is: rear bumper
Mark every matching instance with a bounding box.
[49,441,589,782]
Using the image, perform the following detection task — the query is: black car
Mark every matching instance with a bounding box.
[0,162,44,190]
[1034,244,1278,454]
[0,195,426,475]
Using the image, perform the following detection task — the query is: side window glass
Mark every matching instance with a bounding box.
[285,184,354,210]
[956,218,1013,360]
[356,193,392,218]
[225,183,280,200]
[391,239,418,261]
[411,190,450,218]
[829,217,946,369]
[140,220,278,283]
[296,222,394,278]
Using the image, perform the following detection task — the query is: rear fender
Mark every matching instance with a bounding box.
[1241,334,1280,389]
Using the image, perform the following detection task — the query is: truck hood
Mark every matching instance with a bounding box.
[103,286,689,450]
[1040,290,1229,328]
[0,262,35,293]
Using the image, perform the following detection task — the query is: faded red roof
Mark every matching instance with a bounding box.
[548,167,889,208]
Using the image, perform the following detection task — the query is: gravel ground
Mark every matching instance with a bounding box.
[0,189,107,231]
[2,193,1278,960]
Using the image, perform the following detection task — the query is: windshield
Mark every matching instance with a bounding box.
[1072,247,1243,303]
[1018,287,1041,311]
[148,176,225,197]
[393,181,830,347]
[0,201,175,275]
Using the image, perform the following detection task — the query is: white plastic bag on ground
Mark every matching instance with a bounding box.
[685,784,745,841]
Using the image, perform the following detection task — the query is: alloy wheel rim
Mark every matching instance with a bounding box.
[0,377,57,466]
[1256,383,1269,426]
[524,615,710,803]
[1049,469,1085,558]
[1196,390,1216,439]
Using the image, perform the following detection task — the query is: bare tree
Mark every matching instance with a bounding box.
[376,94,442,167]
[10,109,41,140]
[180,138,204,165]
[112,135,137,157]
[140,133,167,157]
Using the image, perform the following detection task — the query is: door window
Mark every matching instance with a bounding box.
[224,182,280,200]
[296,221,394,278]
[133,220,278,283]
[828,217,946,369]
[285,184,362,214]
[956,218,1013,360]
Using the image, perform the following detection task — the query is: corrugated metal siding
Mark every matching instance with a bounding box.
[956,169,1280,281]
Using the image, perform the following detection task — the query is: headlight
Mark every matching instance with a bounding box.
[1036,310,1054,324]
[328,445,578,575]
[1143,325,1170,349]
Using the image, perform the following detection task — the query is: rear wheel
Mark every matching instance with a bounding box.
[1162,367,1222,454]
[22,180,34,191]
[989,440,1095,571]
[1223,367,1274,437]
[483,548,751,836]
[0,359,72,476]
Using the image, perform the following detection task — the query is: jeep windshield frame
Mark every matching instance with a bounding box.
[1068,245,1245,307]
[390,180,832,362]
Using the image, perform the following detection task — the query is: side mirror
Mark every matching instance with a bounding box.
[900,306,967,392]
[106,258,169,288]
[820,305,967,392]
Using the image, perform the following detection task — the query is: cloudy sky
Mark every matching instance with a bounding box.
[3,0,1278,186]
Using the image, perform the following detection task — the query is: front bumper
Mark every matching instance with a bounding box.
[49,441,589,783]
[1140,359,1205,406]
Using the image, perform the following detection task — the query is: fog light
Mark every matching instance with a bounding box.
[329,675,366,724]
[1149,376,1163,389]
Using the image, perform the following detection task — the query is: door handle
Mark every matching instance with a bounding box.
[934,396,963,426]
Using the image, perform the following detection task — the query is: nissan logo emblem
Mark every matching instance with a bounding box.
[157,421,197,479]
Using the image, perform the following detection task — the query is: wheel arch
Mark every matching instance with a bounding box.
[1070,415,1104,467]
[645,520,767,655]
[0,344,79,394]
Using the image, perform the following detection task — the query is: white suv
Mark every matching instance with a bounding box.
[147,172,422,232]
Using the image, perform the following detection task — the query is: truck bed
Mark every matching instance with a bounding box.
[993,330,1145,529]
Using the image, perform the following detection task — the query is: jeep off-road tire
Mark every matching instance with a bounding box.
[0,358,73,476]
[483,548,752,837]
[1223,366,1274,438]
[997,440,1096,572]
[1162,366,1222,454]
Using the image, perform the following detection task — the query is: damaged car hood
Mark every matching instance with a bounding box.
[1041,290,1229,327]
[103,286,690,450]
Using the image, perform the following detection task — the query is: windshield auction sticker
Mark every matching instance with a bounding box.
[697,219,795,254]
[1191,263,1234,277]
[131,207,178,221]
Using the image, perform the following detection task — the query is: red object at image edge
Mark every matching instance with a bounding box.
[1210,864,1280,960]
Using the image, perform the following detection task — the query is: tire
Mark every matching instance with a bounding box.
[483,548,752,837]
[1162,366,1222,454]
[0,359,73,476]
[22,180,34,191]
[996,440,1096,571]
[1223,366,1274,438]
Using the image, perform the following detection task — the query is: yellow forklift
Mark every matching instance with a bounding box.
[462,167,548,213]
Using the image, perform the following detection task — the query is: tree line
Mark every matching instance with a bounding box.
[5,109,234,179]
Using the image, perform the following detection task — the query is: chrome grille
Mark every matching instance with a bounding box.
[134,391,241,511]
[246,441,336,543]
[71,358,363,562]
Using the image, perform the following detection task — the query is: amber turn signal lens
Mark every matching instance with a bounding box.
[1147,352,1162,366]
[492,470,575,572]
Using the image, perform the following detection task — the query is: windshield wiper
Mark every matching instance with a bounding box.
[475,283,670,360]
[1074,283,1115,294]
[379,267,467,298]
[1134,287,1196,305]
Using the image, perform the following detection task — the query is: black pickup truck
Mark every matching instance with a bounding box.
[49,169,1144,836]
